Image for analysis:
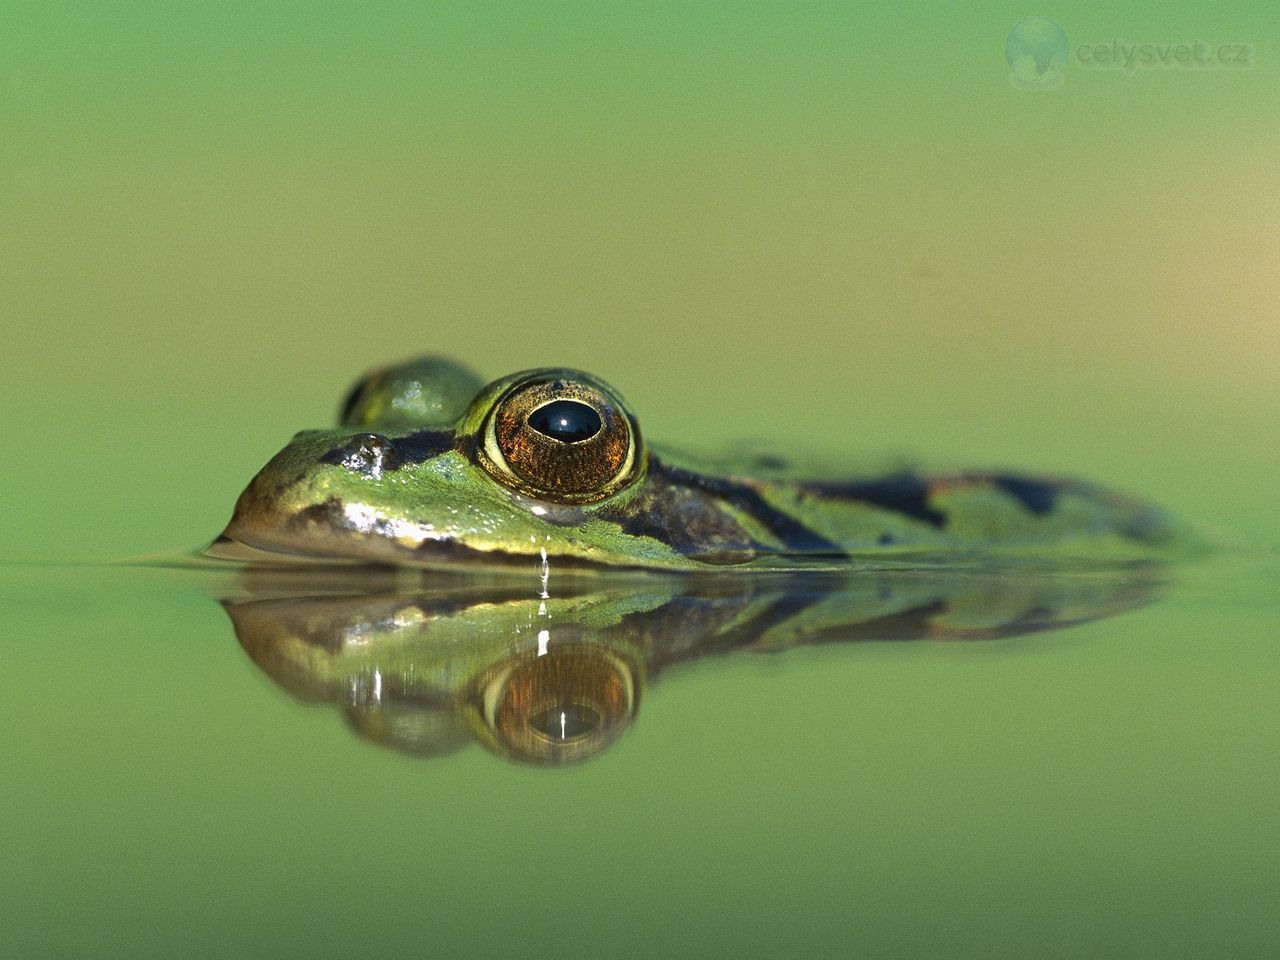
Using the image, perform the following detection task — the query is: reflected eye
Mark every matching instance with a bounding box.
[478,646,637,765]
[479,372,640,504]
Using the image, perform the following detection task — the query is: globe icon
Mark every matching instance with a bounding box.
[1006,18,1068,90]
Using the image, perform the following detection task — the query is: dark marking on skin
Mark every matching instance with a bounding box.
[319,429,453,474]
[643,458,849,558]
[410,537,551,567]
[877,532,896,545]
[453,431,478,462]
[392,429,455,464]
[320,434,403,476]
[292,497,346,529]
[799,471,1070,528]
[992,475,1061,515]
[802,473,947,528]
[597,470,761,564]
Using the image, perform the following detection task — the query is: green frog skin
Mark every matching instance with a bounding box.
[214,356,1183,571]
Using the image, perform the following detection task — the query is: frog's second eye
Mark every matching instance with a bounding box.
[480,373,640,504]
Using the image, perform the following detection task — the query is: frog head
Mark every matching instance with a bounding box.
[217,356,762,569]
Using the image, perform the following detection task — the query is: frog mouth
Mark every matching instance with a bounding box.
[205,531,542,570]
[213,496,543,570]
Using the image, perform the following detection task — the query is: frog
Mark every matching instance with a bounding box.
[212,355,1185,571]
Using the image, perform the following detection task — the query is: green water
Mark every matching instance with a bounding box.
[3,558,1277,958]
[3,2,1278,956]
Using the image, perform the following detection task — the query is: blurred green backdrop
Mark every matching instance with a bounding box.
[2,2,1277,561]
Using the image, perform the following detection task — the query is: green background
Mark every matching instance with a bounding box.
[2,3,1278,958]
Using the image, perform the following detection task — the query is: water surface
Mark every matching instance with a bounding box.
[3,554,1276,958]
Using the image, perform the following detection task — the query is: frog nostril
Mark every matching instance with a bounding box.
[319,433,403,478]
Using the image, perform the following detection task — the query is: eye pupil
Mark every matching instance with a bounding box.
[528,400,602,442]
[529,704,601,741]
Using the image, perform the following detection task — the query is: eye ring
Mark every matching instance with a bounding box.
[477,371,641,504]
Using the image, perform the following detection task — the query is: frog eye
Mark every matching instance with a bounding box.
[478,372,640,504]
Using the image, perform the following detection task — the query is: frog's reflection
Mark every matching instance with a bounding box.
[222,565,1163,765]
[342,638,636,764]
